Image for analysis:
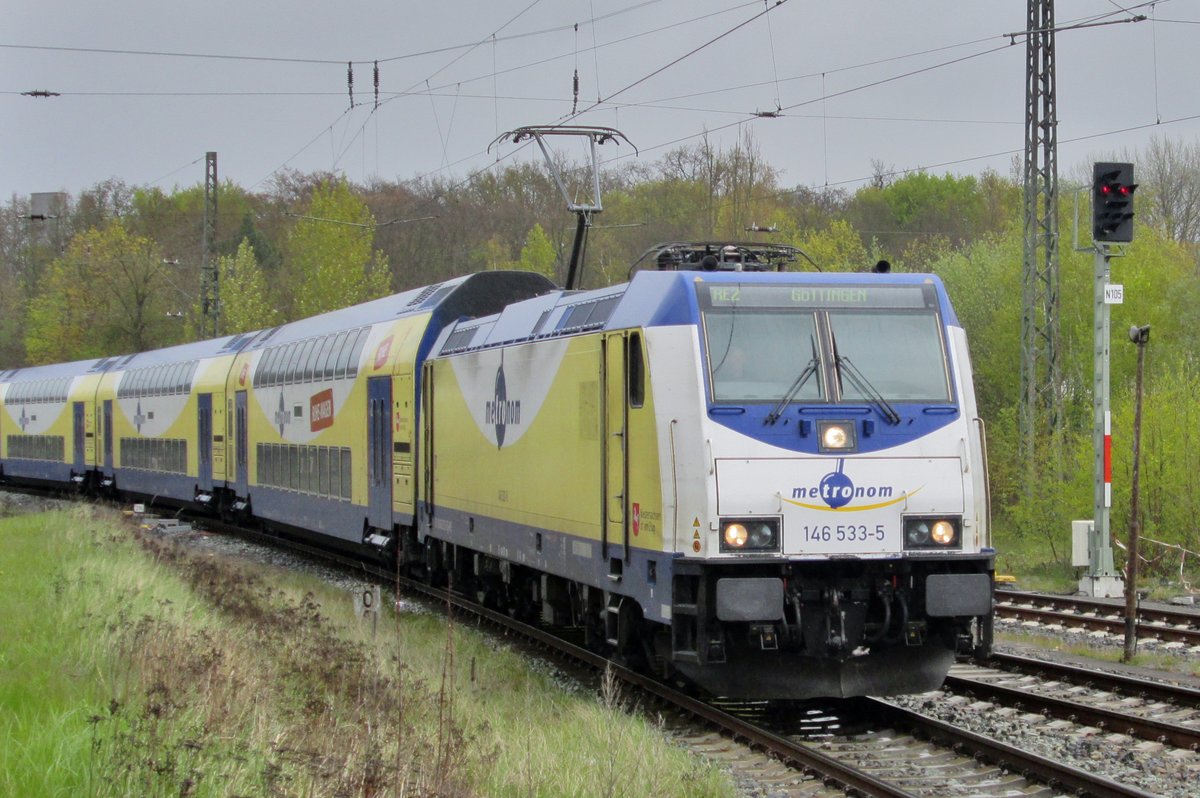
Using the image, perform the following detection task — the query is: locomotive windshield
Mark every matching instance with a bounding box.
[700,282,952,404]
[706,310,821,403]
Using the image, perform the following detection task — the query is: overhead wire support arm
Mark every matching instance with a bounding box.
[489,125,636,290]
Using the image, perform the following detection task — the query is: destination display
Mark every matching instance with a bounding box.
[703,283,934,310]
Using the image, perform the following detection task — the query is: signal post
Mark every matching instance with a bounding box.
[1080,162,1136,598]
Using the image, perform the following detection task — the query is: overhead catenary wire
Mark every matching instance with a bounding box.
[7,0,1191,224]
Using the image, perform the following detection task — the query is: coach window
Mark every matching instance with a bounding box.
[346,328,370,378]
[627,332,645,408]
[254,348,272,387]
[264,346,284,386]
[324,331,349,379]
[314,334,339,381]
[294,339,315,382]
[270,346,287,385]
[276,345,294,385]
[299,338,319,382]
[333,329,359,379]
[340,448,353,500]
[284,341,305,384]
[171,362,188,393]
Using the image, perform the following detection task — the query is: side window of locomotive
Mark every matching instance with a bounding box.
[827,311,951,402]
[627,332,645,408]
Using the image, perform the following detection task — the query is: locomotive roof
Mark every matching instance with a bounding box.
[432,269,957,356]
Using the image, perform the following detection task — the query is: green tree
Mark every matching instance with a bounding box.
[794,219,870,272]
[516,223,558,278]
[25,225,179,363]
[286,180,391,318]
[220,239,283,335]
[0,264,25,366]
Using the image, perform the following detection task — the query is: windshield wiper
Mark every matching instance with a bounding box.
[830,332,901,425]
[765,335,821,426]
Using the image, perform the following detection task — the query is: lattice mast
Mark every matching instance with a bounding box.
[200,151,219,338]
[1020,0,1061,482]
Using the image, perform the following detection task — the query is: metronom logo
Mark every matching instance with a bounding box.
[485,365,521,447]
[787,460,906,511]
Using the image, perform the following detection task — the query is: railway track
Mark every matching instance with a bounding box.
[994,588,1200,648]
[945,655,1200,751]
[129,512,1171,798]
[4,491,1185,797]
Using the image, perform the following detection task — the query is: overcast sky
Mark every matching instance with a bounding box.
[3,1,1196,204]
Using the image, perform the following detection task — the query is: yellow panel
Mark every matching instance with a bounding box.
[430,336,604,539]
[426,331,671,551]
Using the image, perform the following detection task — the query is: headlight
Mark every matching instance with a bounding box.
[904,516,961,550]
[817,420,856,453]
[719,517,781,553]
[724,523,749,548]
[930,520,956,545]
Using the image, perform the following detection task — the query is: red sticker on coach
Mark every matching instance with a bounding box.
[310,388,335,432]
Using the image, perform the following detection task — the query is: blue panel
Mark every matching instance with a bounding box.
[113,469,196,503]
[248,486,366,543]
[704,404,960,454]
[428,506,676,624]
[2,460,74,483]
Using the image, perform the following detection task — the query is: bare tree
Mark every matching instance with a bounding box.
[1137,136,1200,244]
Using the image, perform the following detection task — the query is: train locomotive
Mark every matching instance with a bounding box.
[0,245,993,699]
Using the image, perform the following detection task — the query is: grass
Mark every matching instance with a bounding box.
[0,505,737,798]
[996,628,1200,678]
[992,527,1200,599]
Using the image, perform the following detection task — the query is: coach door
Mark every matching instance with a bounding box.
[602,333,630,570]
[367,376,393,530]
[72,401,86,470]
[235,390,248,494]
[392,370,415,520]
[197,393,213,490]
[102,400,113,470]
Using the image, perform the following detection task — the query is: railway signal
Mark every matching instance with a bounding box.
[1092,162,1136,243]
